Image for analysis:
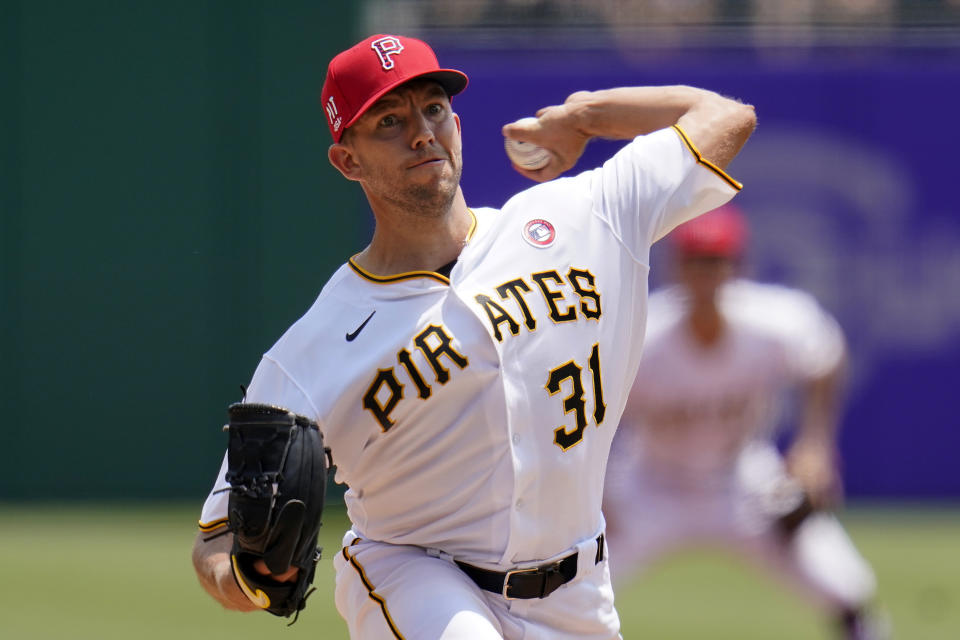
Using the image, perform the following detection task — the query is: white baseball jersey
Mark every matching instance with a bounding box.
[618,279,846,486]
[200,126,740,571]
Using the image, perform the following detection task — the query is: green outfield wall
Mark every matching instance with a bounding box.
[1,2,362,499]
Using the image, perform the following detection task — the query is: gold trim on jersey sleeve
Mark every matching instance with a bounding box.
[671,125,743,191]
[347,209,478,285]
[198,517,229,532]
[342,540,406,639]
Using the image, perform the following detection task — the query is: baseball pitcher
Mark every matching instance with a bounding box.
[192,33,755,639]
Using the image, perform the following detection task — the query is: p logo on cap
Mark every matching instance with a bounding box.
[320,34,469,143]
[371,36,404,70]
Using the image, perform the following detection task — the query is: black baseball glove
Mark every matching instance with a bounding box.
[224,402,328,622]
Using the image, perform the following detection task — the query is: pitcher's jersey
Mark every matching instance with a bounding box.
[200,126,740,567]
[621,279,845,484]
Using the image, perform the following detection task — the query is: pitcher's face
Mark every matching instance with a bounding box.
[335,79,463,216]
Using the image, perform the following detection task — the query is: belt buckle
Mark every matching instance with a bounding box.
[502,567,540,600]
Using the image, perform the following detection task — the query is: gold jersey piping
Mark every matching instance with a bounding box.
[198,517,228,532]
[342,539,406,639]
[348,209,478,285]
[671,125,744,191]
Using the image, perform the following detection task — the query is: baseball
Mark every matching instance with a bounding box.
[504,118,551,170]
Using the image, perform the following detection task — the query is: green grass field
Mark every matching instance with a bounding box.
[0,503,957,639]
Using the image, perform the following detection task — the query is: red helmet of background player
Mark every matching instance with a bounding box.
[320,34,469,143]
[670,204,749,258]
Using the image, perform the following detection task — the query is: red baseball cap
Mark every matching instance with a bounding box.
[320,34,469,143]
[671,204,749,258]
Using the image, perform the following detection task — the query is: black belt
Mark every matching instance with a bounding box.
[455,533,604,600]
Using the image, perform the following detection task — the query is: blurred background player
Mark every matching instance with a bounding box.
[603,205,889,639]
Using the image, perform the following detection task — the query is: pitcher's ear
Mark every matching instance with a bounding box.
[328,144,362,182]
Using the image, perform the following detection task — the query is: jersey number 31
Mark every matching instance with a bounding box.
[546,343,606,450]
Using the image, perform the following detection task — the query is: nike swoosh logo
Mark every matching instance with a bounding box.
[346,310,376,342]
[231,555,271,609]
